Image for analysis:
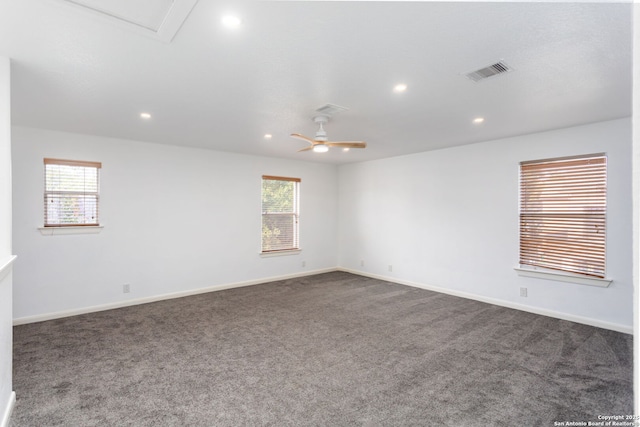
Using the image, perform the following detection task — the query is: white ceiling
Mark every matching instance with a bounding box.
[0,0,632,164]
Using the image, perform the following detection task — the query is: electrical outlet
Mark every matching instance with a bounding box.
[520,287,527,297]
[360,260,364,267]
[123,284,130,294]
[302,260,306,267]
[388,265,393,272]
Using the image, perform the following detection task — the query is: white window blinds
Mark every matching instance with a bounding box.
[519,154,606,278]
[261,176,300,252]
[44,158,101,226]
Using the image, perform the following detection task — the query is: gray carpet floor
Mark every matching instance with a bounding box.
[11,272,633,426]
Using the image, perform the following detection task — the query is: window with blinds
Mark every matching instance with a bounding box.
[261,176,300,252]
[519,154,606,278]
[44,158,101,227]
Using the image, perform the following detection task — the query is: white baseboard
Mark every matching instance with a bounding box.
[338,268,633,334]
[0,391,15,427]
[13,268,337,325]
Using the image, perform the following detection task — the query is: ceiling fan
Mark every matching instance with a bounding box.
[291,115,367,153]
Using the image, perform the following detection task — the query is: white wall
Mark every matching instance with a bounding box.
[632,0,639,414]
[0,56,15,427]
[338,118,633,331]
[11,118,634,333]
[12,127,338,321]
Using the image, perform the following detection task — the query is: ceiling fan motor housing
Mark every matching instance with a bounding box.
[313,115,329,141]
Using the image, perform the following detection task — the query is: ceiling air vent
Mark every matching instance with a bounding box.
[315,104,349,116]
[465,61,512,82]
[60,0,197,43]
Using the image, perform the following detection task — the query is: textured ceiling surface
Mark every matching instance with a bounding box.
[0,0,632,164]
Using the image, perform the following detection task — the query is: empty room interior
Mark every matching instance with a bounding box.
[0,0,638,426]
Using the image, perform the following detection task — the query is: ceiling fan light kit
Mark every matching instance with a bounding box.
[291,114,367,154]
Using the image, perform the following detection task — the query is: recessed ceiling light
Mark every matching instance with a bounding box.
[221,14,242,29]
[343,148,350,152]
[140,112,151,119]
[264,134,272,140]
[313,145,329,153]
[393,83,408,93]
[473,117,485,124]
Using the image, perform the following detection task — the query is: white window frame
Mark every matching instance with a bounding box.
[43,158,102,228]
[261,175,300,255]
[516,153,611,287]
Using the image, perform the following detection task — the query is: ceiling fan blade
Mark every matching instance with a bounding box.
[326,141,367,149]
[297,146,314,152]
[290,133,316,144]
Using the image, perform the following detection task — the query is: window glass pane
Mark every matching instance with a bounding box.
[262,214,296,251]
[45,194,99,225]
[46,164,98,192]
[262,180,295,213]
